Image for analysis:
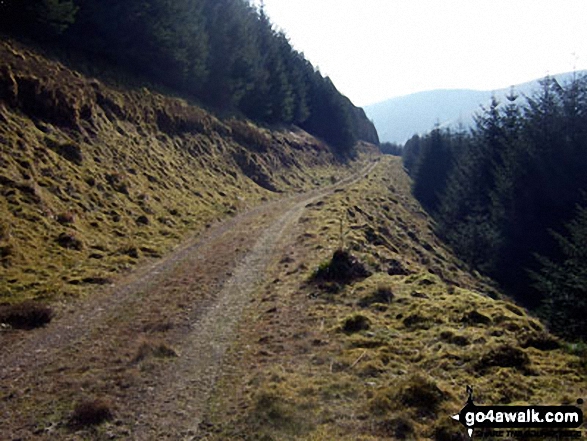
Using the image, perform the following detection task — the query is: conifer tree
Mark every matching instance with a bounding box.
[0,0,78,36]
[2,0,378,152]
[402,135,422,174]
[409,74,587,318]
[411,127,453,212]
[36,0,79,34]
[533,204,587,339]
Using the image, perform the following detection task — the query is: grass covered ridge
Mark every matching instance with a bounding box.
[204,156,586,440]
[0,39,369,308]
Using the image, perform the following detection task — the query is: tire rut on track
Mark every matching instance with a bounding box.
[131,161,377,439]
[0,160,377,440]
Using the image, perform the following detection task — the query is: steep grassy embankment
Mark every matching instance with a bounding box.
[0,39,370,307]
[204,156,587,440]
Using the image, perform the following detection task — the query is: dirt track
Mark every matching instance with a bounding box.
[0,160,377,440]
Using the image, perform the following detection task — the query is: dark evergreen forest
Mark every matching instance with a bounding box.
[379,142,403,156]
[403,75,587,340]
[0,0,378,151]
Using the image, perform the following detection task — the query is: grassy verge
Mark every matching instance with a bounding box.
[204,156,586,440]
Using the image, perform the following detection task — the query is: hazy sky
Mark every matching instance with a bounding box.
[253,0,587,106]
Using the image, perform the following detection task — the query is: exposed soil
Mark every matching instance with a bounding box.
[0,161,377,440]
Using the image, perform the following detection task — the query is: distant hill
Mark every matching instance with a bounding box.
[365,71,587,144]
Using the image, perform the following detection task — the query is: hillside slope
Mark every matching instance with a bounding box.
[204,157,587,440]
[0,39,372,306]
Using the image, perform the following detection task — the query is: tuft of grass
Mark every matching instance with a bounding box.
[433,417,468,441]
[358,285,394,307]
[341,314,371,334]
[0,243,17,267]
[0,301,53,329]
[475,344,531,373]
[45,137,83,165]
[249,390,314,437]
[68,398,113,428]
[105,172,130,195]
[519,331,560,351]
[368,374,447,419]
[403,312,434,330]
[135,215,150,226]
[386,258,411,276]
[56,232,84,251]
[119,245,140,259]
[133,338,178,363]
[461,309,492,326]
[396,373,446,416]
[368,389,394,417]
[439,330,470,347]
[0,221,10,240]
[313,249,371,286]
[367,374,446,418]
[56,211,76,225]
[375,413,415,440]
[229,119,272,152]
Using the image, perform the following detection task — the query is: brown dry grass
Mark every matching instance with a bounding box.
[68,398,113,428]
[0,301,53,329]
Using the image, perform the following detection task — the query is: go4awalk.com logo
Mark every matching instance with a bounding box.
[451,386,584,439]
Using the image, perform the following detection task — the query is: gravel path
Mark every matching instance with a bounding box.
[0,160,377,440]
